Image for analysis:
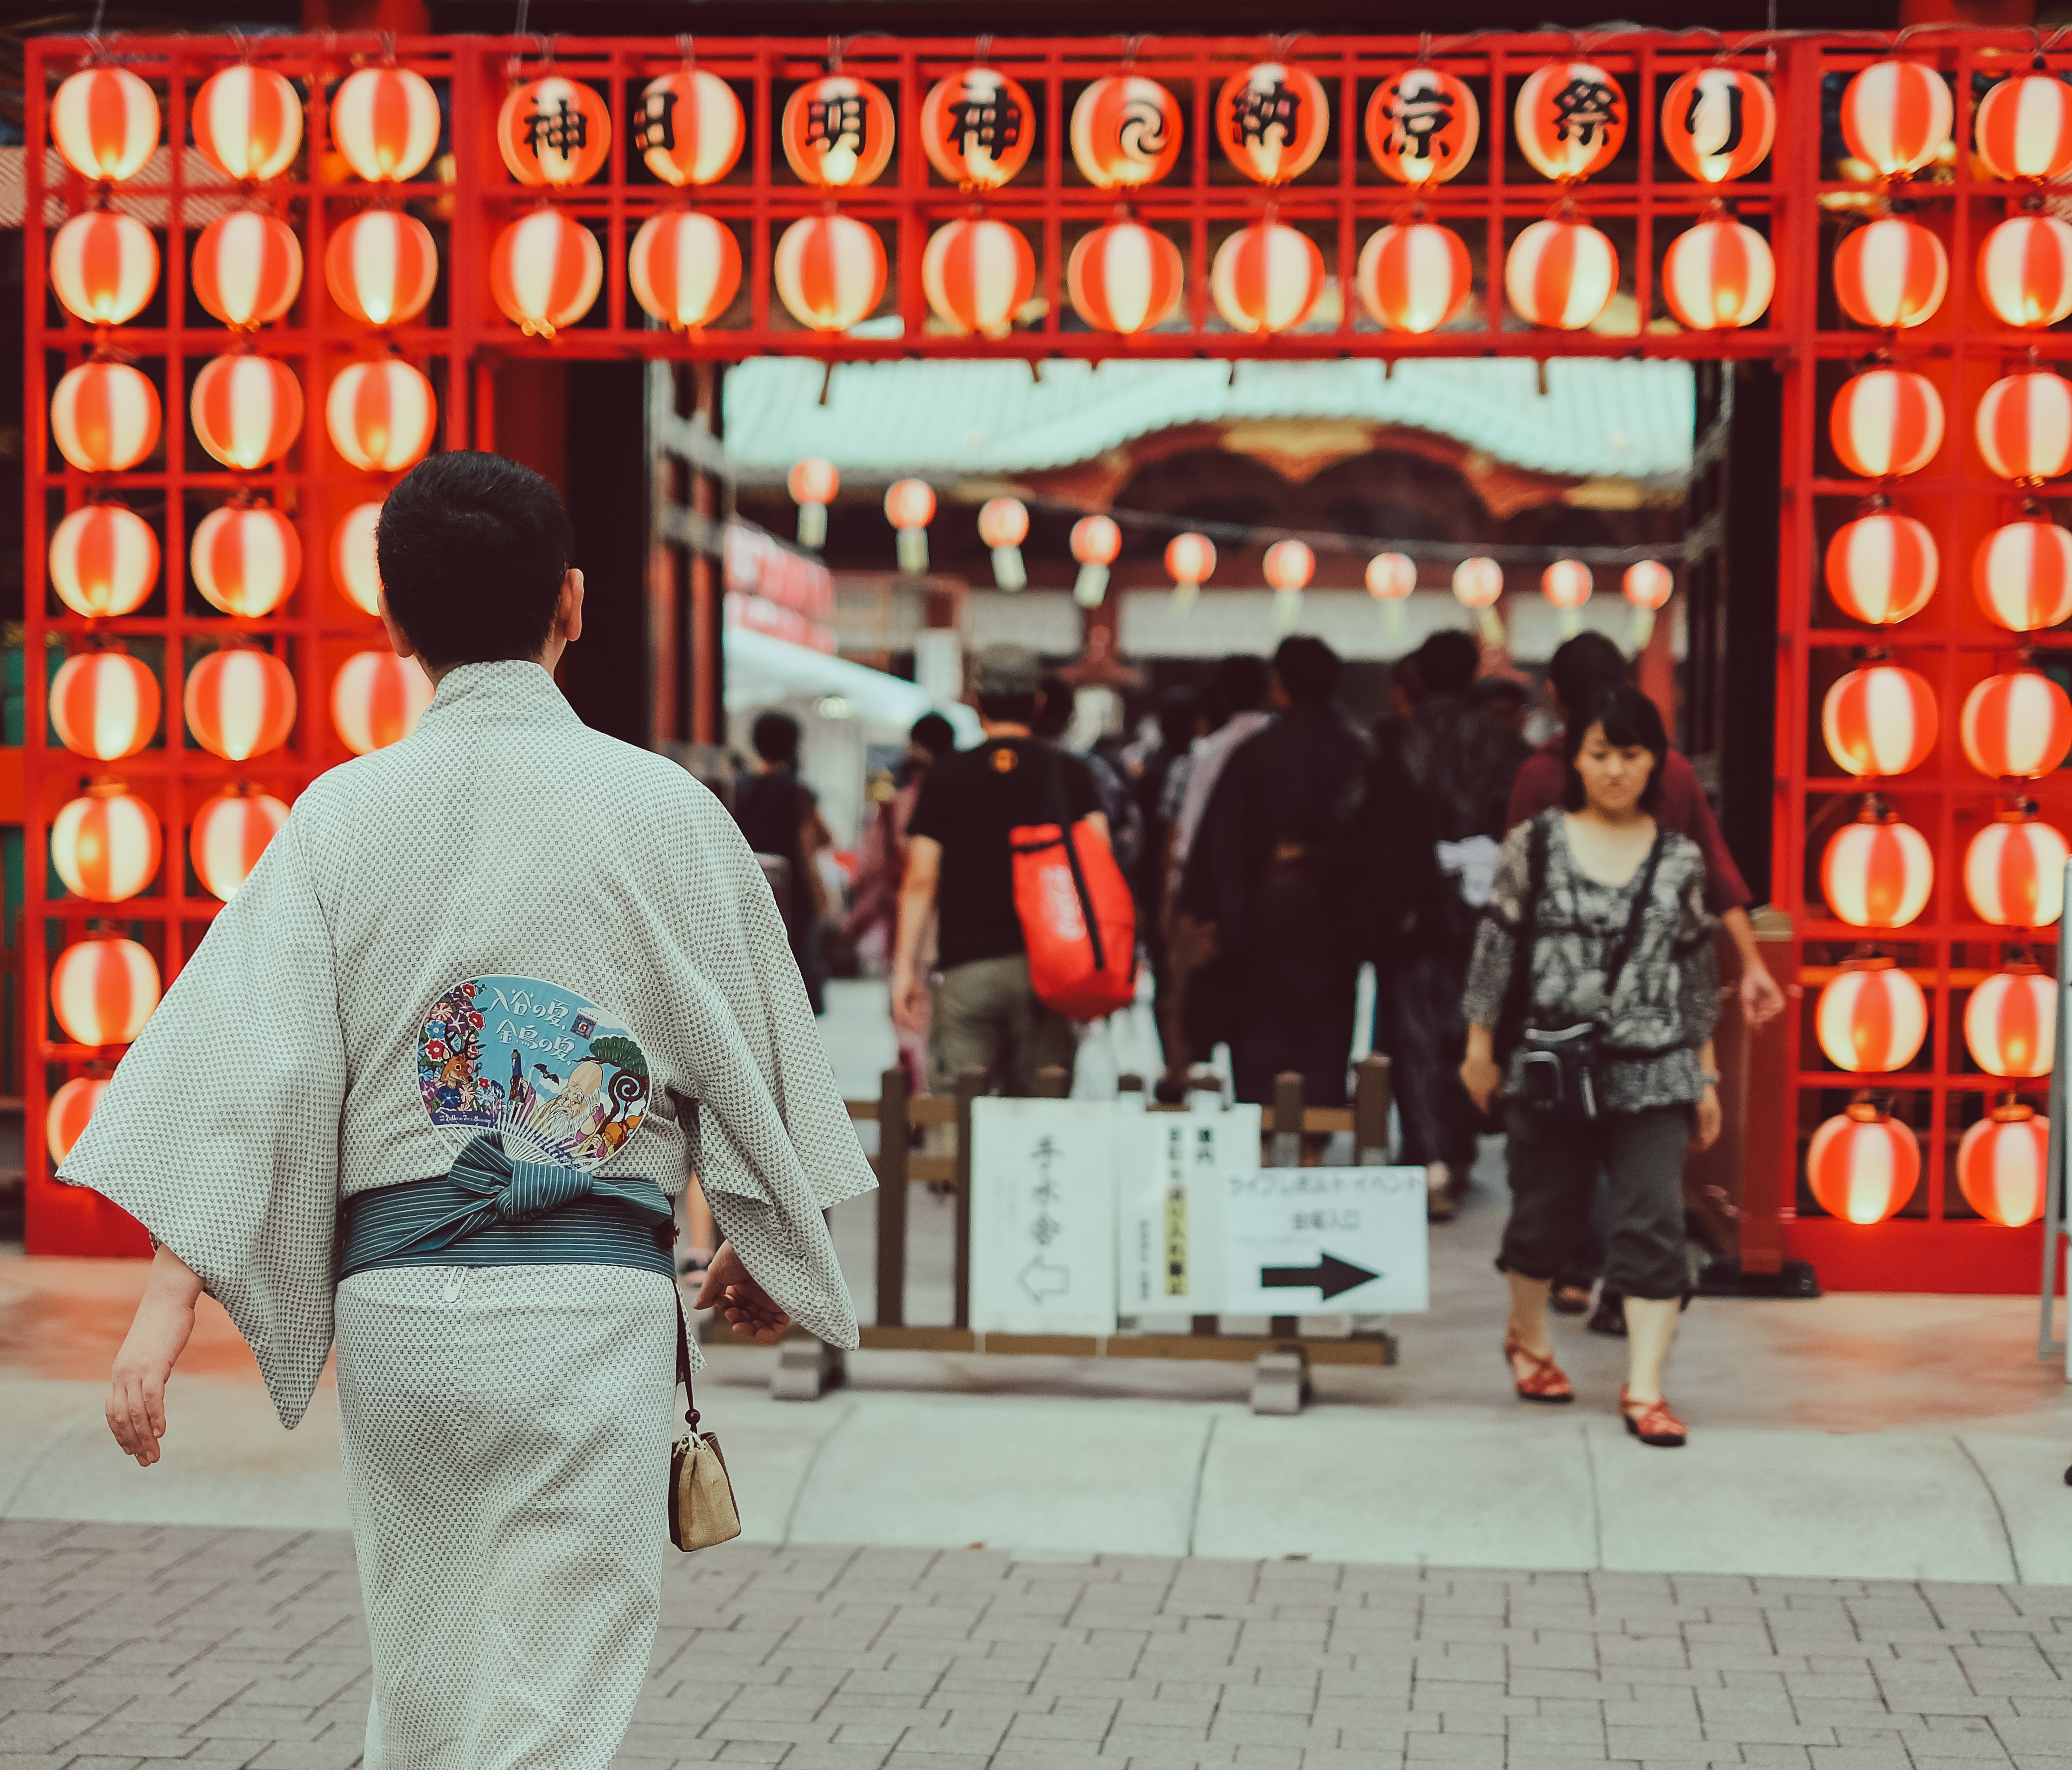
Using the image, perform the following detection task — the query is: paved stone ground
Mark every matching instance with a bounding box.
[4,1521,2072,1770]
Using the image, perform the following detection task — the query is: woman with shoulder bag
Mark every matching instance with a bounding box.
[1457,684,1722,1448]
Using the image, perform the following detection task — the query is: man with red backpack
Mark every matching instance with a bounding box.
[892,645,1112,1095]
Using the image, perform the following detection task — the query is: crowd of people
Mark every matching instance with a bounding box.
[812,624,1787,1449]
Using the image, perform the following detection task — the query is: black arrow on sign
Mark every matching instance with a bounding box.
[1260,1252,1380,1302]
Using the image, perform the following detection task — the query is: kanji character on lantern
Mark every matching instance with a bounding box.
[498,74,611,187]
[1366,66,1479,184]
[921,67,1034,188]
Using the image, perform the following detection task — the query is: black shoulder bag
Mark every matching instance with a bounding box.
[1513,824,1666,1123]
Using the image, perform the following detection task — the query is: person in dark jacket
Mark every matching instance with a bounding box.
[731,710,831,1014]
[1180,637,1369,1109]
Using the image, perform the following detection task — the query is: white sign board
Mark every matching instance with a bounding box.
[1220,1166,1430,1316]
[1116,1105,1261,1316]
[968,1098,1118,1336]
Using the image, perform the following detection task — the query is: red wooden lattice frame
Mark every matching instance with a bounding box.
[18,28,2069,1291]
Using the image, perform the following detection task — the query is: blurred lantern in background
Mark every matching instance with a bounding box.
[1367,551,1416,640]
[1975,370,2072,480]
[46,1077,109,1166]
[190,787,289,900]
[885,478,936,575]
[1821,804,1934,927]
[49,67,159,182]
[1805,1101,1920,1224]
[1821,663,1939,777]
[51,361,161,474]
[920,66,1035,187]
[782,74,896,187]
[191,352,303,470]
[1070,74,1184,188]
[1264,538,1315,634]
[1965,966,2055,1077]
[1540,558,1593,636]
[332,501,384,614]
[1832,217,1947,329]
[1964,808,2068,927]
[1956,1103,2049,1228]
[48,503,158,619]
[184,646,297,761]
[50,652,159,760]
[1973,70,2072,182]
[332,650,433,753]
[1356,221,1472,333]
[788,458,839,550]
[49,211,158,326]
[498,73,611,186]
[1071,515,1121,608]
[1829,367,1944,478]
[922,218,1035,339]
[1973,517,2072,630]
[50,783,161,903]
[1068,220,1184,335]
[327,358,436,472]
[1824,510,1938,625]
[326,208,438,328]
[1453,554,1505,644]
[1976,214,2072,328]
[1504,218,1618,330]
[1215,62,1329,184]
[1814,956,1928,1073]
[1662,217,1774,330]
[330,66,441,183]
[191,210,303,329]
[978,497,1030,591]
[635,65,745,186]
[1365,66,1479,184]
[50,937,160,1047]
[1659,66,1775,182]
[1623,558,1673,646]
[629,210,740,332]
[1166,532,1216,609]
[190,502,300,618]
[490,208,602,338]
[191,63,303,181]
[1839,58,1953,178]
[1514,61,1627,180]
[772,213,887,332]
[1960,669,2072,777]
[1212,221,1326,336]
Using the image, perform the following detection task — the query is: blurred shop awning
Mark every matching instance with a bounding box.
[722,625,982,743]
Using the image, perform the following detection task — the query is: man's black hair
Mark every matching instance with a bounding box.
[1272,635,1341,707]
[909,712,955,757]
[1213,653,1271,716]
[1034,672,1073,740]
[1561,682,1667,813]
[376,451,573,669]
[975,687,1039,725]
[1547,630,1628,725]
[1409,629,1479,697]
[752,710,801,766]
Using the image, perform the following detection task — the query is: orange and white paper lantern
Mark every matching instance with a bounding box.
[1821,809,1934,928]
[1514,62,1627,181]
[1829,368,1944,479]
[191,64,303,182]
[1365,66,1479,185]
[1356,222,1472,333]
[1504,218,1619,330]
[1976,370,2072,481]
[190,787,289,900]
[51,360,161,474]
[1964,809,2068,927]
[1825,511,1938,625]
[1956,1104,2049,1228]
[49,211,158,327]
[1814,957,1929,1072]
[191,352,303,471]
[46,1077,108,1166]
[1070,75,1183,189]
[1067,220,1184,335]
[1071,514,1121,608]
[332,501,384,615]
[1974,71,2072,183]
[490,208,602,338]
[773,213,887,333]
[50,937,159,1047]
[50,67,159,183]
[1965,968,2056,1077]
[331,650,432,753]
[1805,1102,1919,1224]
[1833,216,1947,329]
[885,478,935,576]
[635,67,746,187]
[920,67,1035,189]
[1453,556,1504,608]
[1264,537,1314,632]
[1211,221,1325,335]
[787,459,837,551]
[325,208,438,328]
[629,210,739,332]
[1214,62,1329,184]
[1973,518,2072,632]
[190,503,300,617]
[191,210,303,329]
[1660,66,1776,183]
[326,358,436,472]
[48,503,158,619]
[1960,669,2072,778]
[1977,214,2072,329]
[50,784,161,903]
[330,66,441,184]
[1839,58,1953,179]
[1167,532,1216,607]
[1662,218,1774,330]
[781,75,896,188]
[498,74,611,186]
[1541,559,1593,634]
[978,496,1029,591]
[51,651,159,759]
[184,646,297,760]
[1822,663,1939,777]
[922,217,1034,339]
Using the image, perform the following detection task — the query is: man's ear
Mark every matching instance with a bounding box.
[378,587,417,663]
[557,568,584,646]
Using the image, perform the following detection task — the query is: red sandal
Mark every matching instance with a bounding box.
[1504,1329,1574,1404]
[1619,1387,1688,1447]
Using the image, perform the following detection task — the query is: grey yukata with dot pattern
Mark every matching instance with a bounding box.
[59,660,874,1770]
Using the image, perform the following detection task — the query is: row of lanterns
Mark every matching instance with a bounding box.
[1821,662,2072,778]
[1806,1097,2047,1228]
[1811,949,2054,1079]
[1829,365,2072,496]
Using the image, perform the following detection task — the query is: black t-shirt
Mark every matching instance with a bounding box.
[907,738,1102,970]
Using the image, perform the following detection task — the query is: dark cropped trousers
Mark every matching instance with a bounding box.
[1499,1103,1691,1302]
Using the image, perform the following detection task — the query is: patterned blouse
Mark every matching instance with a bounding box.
[1463,809,1721,1113]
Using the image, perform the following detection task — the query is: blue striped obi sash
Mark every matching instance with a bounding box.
[337,1129,676,1282]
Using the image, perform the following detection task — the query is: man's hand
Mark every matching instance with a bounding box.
[1691,1085,1723,1152]
[890,963,929,1035]
[694,1240,792,1344]
[107,1246,202,1467]
[1459,1049,1502,1114]
[1739,962,1786,1028]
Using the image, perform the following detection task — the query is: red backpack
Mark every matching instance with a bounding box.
[1009,754,1137,1021]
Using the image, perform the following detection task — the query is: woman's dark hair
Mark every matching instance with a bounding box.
[1560,683,1668,812]
[909,712,955,757]
[752,710,801,765]
[376,451,573,669]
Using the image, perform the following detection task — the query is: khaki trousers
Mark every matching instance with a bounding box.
[927,953,1077,1096]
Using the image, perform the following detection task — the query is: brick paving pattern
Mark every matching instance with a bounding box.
[3,1521,2070,1770]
